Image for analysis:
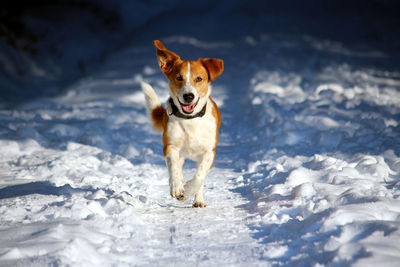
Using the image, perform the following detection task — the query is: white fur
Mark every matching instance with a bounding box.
[186,62,191,87]
[166,145,185,198]
[178,62,199,104]
[141,82,160,116]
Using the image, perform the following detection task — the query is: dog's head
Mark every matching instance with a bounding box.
[153,40,223,115]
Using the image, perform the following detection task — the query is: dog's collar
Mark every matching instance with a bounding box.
[167,98,207,119]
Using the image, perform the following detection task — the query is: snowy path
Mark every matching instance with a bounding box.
[1,35,400,266]
[0,40,266,266]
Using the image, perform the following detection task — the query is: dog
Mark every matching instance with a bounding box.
[141,40,223,207]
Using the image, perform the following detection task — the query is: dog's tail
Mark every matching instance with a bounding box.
[141,82,166,132]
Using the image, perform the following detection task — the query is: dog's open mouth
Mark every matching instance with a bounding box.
[180,99,199,114]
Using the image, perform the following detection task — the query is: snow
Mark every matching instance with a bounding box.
[1,2,400,266]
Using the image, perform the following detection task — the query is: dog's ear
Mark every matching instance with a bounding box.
[200,58,224,82]
[153,40,180,74]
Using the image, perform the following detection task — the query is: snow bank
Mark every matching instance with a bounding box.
[238,35,400,265]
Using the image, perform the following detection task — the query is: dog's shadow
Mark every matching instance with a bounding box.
[0,181,108,200]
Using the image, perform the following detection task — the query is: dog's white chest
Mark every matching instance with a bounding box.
[168,112,217,161]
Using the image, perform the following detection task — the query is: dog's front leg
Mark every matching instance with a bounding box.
[184,151,215,207]
[165,146,184,200]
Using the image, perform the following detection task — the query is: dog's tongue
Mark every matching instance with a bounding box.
[181,103,196,113]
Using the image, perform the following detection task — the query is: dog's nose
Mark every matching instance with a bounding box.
[183,93,195,103]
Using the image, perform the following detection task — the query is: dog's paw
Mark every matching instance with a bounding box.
[192,202,207,208]
[170,185,185,201]
[176,194,185,201]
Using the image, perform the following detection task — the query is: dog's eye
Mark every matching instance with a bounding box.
[196,77,202,82]
[176,75,183,81]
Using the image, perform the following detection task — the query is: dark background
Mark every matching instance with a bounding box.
[1,0,399,107]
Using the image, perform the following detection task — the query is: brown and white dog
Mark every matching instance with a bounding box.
[141,40,223,207]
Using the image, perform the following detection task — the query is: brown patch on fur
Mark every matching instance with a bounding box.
[153,40,167,50]
[210,97,221,168]
[188,60,211,97]
[162,133,169,156]
[167,60,187,96]
[150,103,170,156]
[151,105,168,132]
[200,58,224,82]
[153,40,181,75]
